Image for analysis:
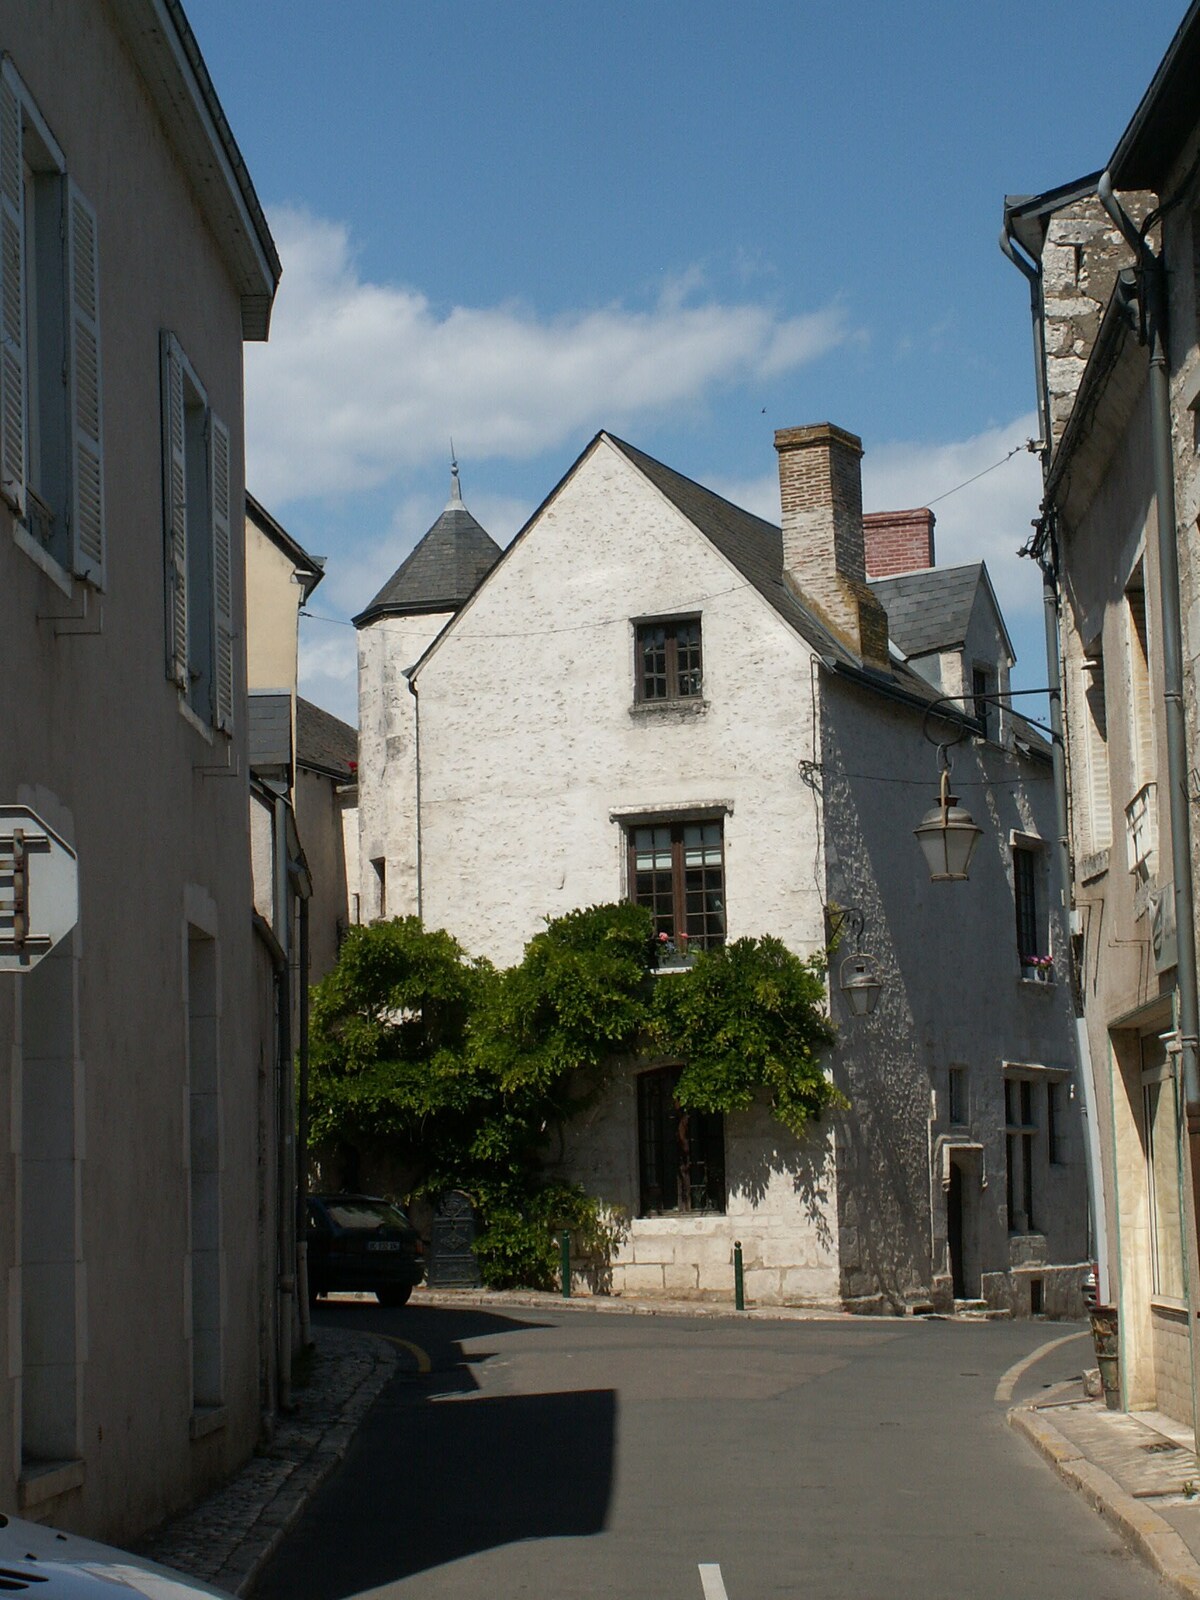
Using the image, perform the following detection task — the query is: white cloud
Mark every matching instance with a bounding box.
[246,207,849,505]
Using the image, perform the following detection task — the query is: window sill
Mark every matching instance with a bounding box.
[12,520,73,597]
[189,1404,227,1440]
[177,694,216,743]
[18,1457,85,1508]
[1019,973,1056,989]
[629,697,709,722]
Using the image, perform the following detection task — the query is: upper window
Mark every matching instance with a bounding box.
[635,617,702,703]
[161,332,234,732]
[0,60,105,585]
[971,665,995,741]
[1012,837,1054,982]
[1081,645,1112,853]
[629,819,725,953]
[1126,573,1154,788]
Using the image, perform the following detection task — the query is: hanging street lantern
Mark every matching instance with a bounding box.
[839,951,882,1016]
[832,908,882,1017]
[914,753,983,882]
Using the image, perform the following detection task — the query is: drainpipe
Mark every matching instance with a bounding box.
[1002,217,1110,1301]
[408,673,423,922]
[295,889,312,1348]
[273,793,295,1413]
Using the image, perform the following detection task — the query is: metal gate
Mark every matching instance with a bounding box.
[427,1189,481,1287]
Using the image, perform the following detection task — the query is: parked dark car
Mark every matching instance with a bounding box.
[306,1194,425,1306]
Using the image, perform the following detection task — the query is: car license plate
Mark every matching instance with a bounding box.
[367,1241,402,1251]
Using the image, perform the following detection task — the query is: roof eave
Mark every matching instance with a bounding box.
[1003,172,1104,262]
[246,493,324,594]
[109,0,281,340]
[1109,0,1200,189]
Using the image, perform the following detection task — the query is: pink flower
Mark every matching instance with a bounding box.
[678,932,689,941]
[658,931,669,942]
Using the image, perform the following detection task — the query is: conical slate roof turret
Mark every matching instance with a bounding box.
[353,461,502,626]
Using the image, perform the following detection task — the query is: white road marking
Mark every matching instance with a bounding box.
[699,1563,729,1600]
[994,1329,1089,1404]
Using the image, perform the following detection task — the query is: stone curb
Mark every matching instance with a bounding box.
[137,1329,400,1597]
[1010,1401,1200,1600]
[404,1286,854,1321]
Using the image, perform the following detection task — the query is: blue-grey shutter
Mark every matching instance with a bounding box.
[210,411,234,732]
[0,67,25,515]
[67,180,104,585]
[161,332,189,688]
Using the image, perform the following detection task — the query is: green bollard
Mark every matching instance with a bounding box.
[734,1239,745,1311]
[560,1230,571,1298]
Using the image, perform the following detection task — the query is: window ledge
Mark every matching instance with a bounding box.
[629,697,709,721]
[18,1457,85,1508]
[1019,976,1057,992]
[177,695,216,743]
[12,521,73,598]
[189,1404,227,1440]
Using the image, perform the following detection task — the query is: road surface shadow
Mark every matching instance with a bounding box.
[256,1304,615,1598]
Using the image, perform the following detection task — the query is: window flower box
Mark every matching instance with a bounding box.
[1021,956,1055,985]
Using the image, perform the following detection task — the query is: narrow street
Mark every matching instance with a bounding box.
[257,1304,1169,1600]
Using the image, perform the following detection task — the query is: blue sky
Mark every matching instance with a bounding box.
[185,0,1187,725]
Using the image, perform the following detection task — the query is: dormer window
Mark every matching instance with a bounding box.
[635,617,702,703]
[972,665,996,740]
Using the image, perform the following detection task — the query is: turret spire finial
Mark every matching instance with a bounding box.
[448,440,463,505]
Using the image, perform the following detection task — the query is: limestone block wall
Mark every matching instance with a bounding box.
[555,1069,840,1305]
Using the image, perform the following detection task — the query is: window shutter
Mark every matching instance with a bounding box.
[210,410,234,733]
[67,180,104,586]
[0,69,25,515]
[161,332,188,689]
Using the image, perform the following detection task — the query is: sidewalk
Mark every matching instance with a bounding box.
[1012,1382,1200,1599]
[137,1327,400,1596]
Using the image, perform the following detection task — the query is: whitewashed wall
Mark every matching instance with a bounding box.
[408,436,836,1295]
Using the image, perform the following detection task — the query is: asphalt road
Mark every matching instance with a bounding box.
[256,1302,1169,1600]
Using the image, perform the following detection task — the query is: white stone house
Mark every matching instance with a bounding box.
[355,425,1088,1313]
[0,0,281,1540]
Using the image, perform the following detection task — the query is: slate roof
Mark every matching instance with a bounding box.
[297,697,358,781]
[607,436,857,665]
[354,483,502,627]
[868,563,985,659]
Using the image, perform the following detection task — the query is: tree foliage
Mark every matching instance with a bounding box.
[307,905,839,1287]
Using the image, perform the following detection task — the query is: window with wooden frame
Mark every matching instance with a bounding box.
[635,616,702,703]
[629,819,725,952]
[1004,1075,1037,1233]
[0,58,105,587]
[637,1065,725,1215]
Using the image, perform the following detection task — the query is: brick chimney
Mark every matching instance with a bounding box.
[863,508,936,577]
[774,423,890,669]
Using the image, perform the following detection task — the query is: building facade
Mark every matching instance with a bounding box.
[0,0,280,1539]
[1004,0,1200,1424]
[356,425,1089,1313]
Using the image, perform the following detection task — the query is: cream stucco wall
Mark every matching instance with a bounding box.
[245,518,303,697]
[0,4,270,1540]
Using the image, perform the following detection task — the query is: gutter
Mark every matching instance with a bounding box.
[408,673,423,921]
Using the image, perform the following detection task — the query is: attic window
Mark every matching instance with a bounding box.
[635,617,702,702]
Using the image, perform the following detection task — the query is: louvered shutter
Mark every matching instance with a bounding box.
[67,181,104,586]
[210,411,234,732]
[0,68,25,515]
[161,332,189,688]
